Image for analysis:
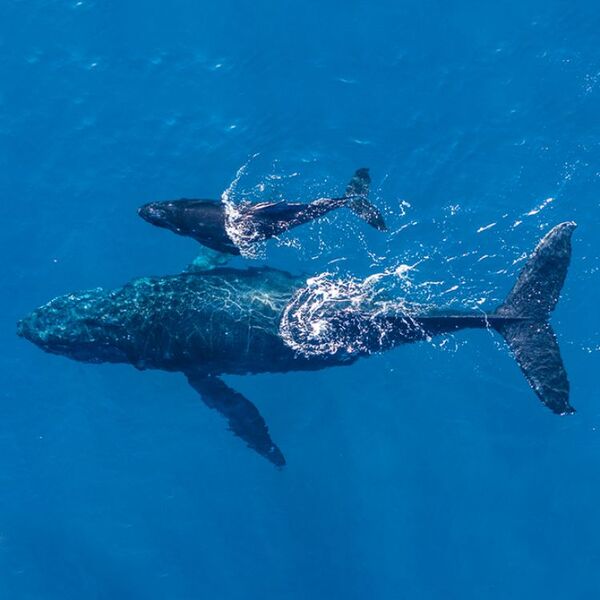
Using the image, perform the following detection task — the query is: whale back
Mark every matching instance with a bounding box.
[18,267,308,374]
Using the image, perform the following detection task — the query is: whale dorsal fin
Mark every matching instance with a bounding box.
[185,371,286,467]
[185,247,231,273]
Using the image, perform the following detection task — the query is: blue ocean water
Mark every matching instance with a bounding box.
[2,1,600,598]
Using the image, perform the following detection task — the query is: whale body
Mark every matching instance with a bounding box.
[17,223,576,466]
[137,168,387,255]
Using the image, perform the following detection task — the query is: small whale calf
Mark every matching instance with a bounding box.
[18,222,576,466]
[138,168,386,255]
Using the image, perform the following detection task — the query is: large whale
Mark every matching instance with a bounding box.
[138,168,387,255]
[17,223,575,466]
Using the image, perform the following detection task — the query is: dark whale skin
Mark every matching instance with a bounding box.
[16,223,576,465]
[137,169,387,255]
[17,267,361,375]
[18,266,495,376]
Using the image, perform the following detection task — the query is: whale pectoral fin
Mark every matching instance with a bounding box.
[185,247,231,273]
[185,372,286,467]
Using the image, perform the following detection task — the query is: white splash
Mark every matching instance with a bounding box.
[221,155,266,258]
[279,270,423,358]
[525,196,554,216]
[477,222,497,233]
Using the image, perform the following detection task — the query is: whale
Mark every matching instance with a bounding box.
[138,168,387,255]
[17,223,576,466]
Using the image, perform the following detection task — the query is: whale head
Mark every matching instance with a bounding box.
[17,289,130,364]
[138,199,223,236]
[138,200,182,232]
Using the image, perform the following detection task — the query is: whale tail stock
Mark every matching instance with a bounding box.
[491,221,576,415]
[345,168,388,231]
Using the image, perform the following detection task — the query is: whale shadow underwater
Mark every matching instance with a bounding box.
[18,222,576,466]
[138,168,387,255]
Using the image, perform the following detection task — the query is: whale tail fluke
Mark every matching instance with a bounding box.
[345,168,387,231]
[493,222,576,414]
